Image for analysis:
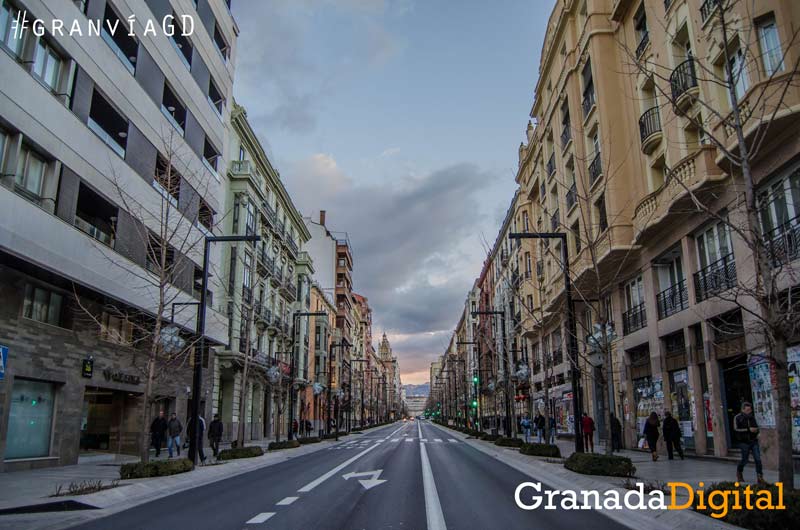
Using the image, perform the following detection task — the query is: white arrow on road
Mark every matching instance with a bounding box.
[342,469,387,490]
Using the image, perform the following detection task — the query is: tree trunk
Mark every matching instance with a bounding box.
[139,353,156,463]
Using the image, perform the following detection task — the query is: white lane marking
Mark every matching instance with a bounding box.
[405,438,413,442]
[434,438,442,443]
[420,438,428,442]
[391,438,401,442]
[246,512,275,524]
[297,442,381,493]
[420,437,447,530]
[276,496,298,506]
[448,439,457,443]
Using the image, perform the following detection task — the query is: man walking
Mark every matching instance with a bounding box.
[150,410,167,458]
[662,411,684,460]
[520,414,532,443]
[581,412,595,453]
[610,413,622,452]
[534,412,545,443]
[734,402,765,484]
[208,414,223,457]
[167,412,183,458]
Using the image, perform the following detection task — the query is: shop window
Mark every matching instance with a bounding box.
[22,284,66,327]
[101,3,138,74]
[5,379,56,459]
[75,183,117,247]
[88,89,128,158]
[101,311,133,345]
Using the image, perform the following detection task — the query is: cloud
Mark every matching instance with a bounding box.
[380,147,401,157]
[282,154,500,383]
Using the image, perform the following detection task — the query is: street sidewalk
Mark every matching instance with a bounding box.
[0,424,392,530]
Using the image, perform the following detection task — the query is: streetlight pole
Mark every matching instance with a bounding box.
[288,311,327,440]
[190,234,260,466]
[327,338,350,439]
[351,359,367,428]
[509,231,584,453]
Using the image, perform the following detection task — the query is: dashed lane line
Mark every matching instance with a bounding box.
[246,512,275,524]
[276,497,298,506]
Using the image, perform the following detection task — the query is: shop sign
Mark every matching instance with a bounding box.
[0,344,7,381]
[102,368,141,385]
[82,358,94,378]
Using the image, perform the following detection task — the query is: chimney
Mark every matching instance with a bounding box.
[319,210,326,226]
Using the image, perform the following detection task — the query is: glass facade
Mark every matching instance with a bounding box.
[5,379,56,459]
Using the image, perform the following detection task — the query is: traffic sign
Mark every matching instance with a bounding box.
[0,345,7,381]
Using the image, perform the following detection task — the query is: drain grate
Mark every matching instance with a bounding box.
[0,500,99,515]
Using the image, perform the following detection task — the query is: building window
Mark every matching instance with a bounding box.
[15,145,46,201]
[198,198,214,233]
[32,38,64,92]
[170,13,193,69]
[208,77,225,117]
[213,23,229,61]
[4,379,56,460]
[758,16,784,76]
[161,83,187,135]
[572,221,581,253]
[0,0,26,58]
[101,3,138,74]
[146,233,175,277]
[0,128,6,170]
[245,199,256,238]
[88,89,128,158]
[74,183,117,247]
[203,138,220,174]
[101,312,133,345]
[154,155,181,206]
[22,284,65,327]
[595,193,608,233]
[696,220,732,269]
[728,44,750,102]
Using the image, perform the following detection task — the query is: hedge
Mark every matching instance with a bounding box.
[694,482,800,530]
[217,446,264,460]
[268,440,300,450]
[120,458,193,479]
[322,432,346,440]
[564,452,635,477]
[298,437,321,444]
[494,437,524,448]
[520,443,561,458]
[480,433,500,442]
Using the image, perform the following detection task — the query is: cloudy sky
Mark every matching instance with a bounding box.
[231,0,555,384]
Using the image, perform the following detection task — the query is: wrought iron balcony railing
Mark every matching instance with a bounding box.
[622,303,647,335]
[656,279,688,319]
[694,253,736,302]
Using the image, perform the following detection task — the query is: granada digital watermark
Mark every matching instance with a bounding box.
[514,481,787,520]
[10,9,194,40]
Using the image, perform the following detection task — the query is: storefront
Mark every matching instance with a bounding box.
[5,378,57,460]
[80,387,142,455]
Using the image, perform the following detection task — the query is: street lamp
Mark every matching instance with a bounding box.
[190,234,260,466]
[508,231,584,453]
[471,308,512,437]
[328,338,350,440]
[288,311,328,440]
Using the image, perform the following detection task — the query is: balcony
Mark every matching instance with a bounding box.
[622,303,647,335]
[588,152,602,184]
[242,285,253,305]
[270,268,282,287]
[638,106,662,154]
[566,182,577,211]
[275,220,285,240]
[286,237,299,258]
[582,88,595,119]
[282,279,297,302]
[765,219,800,266]
[229,160,263,190]
[656,279,688,319]
[694,254,736,302]
[632,146,725,242]
[670,58,699,112]
[635,31,650,59]
[700,0,720,24]
[262,202,277,227]
[550,209,560,231]
[546,153,556,177]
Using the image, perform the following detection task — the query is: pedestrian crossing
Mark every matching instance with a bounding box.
[328,437,461,450]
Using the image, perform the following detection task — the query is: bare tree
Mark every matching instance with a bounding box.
[617,0,800,485]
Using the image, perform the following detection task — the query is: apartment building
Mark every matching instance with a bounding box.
[212,103,313,443]
[305,283,336,435]
[514,0,800,467]
[0,0,237,470]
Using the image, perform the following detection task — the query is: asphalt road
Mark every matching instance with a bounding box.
[71,421,629,530]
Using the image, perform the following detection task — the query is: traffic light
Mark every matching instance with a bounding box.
[471,399,478,408]
[472,370,478,384]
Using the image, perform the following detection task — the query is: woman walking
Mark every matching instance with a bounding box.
[643,412,660,461]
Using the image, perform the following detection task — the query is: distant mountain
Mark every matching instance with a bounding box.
[403,383,429,397]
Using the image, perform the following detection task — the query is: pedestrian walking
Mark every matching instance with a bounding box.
[581,413,595,452]
[167,412,183,458]
[643,412,660,461]
[209,414,223,458]
[662,411,684,460]
[548,416,556,444]
[733,402,765,484]
[150,410,167,458]
[188,414,207,464]
[610,413,622,453]
[534,412,545,443]
[520,415,532,443]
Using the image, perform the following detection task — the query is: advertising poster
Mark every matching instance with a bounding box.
[748,353,776,428]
